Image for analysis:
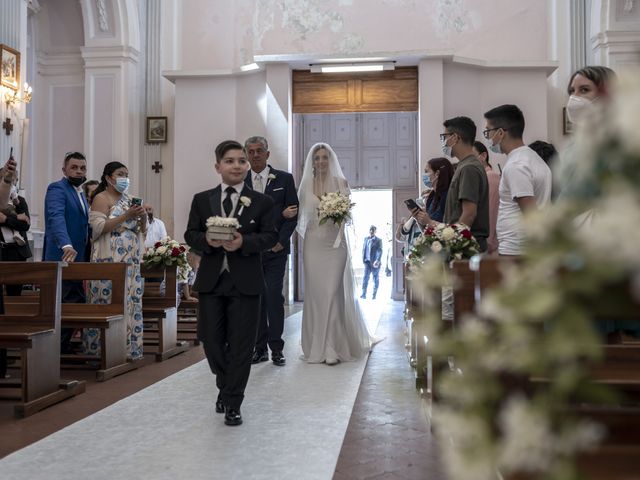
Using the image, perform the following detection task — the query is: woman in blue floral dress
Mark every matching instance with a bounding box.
[83,162,147,360]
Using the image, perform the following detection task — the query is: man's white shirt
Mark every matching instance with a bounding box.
[496,146,552,255]
[251,167,270,194]
[144,217,167,248]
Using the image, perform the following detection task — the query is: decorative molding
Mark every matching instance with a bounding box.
[96,0,109,32]
[36,52,84,76]
[624,0,635,13]
[162,67,264,84]
[27,0,41,14]
[81,45,140,67]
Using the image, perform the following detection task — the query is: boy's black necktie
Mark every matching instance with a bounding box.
[223,186,235,217]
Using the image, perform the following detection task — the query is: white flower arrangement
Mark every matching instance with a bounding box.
[142,236,190,281]
[317,191,354,227]
[206,216,239,241]
[407,222,479,270]
[206,216,240,228]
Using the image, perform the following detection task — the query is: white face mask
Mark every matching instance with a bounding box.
[487,131,502,154]
[566,95,593,124]
[440,137,452,158]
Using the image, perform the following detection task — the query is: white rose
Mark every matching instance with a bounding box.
[156,246,168,255]
[431,241,443,253]
[441,227,455,241]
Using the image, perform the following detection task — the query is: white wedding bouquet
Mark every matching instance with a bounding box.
[317,192,355,227]
[205,216,240,241]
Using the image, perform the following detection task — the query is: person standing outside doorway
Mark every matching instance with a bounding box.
[361,225,382,300]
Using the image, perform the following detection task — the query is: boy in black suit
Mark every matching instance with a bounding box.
[185,140,277,426]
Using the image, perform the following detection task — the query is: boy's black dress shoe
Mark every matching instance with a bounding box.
[271,351,286,366]
[251,350,269,364]
[224,408,243,426]
[215,395,224,414]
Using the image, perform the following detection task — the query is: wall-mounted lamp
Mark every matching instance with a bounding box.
[4,82,33,108]
[310,62,395,74]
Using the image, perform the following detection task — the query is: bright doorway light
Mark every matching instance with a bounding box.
[350,189,393,300]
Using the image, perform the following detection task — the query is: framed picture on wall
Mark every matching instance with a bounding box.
[562,107,574,135]
[146,116,168,143]
[0,44,20,91]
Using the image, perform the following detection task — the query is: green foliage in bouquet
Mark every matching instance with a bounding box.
[407,223,479,270]
[142,236,191,282]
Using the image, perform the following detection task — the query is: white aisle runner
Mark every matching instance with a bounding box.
[0,305,381,480]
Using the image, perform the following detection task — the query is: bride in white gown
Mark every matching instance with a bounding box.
[297,143,374,365]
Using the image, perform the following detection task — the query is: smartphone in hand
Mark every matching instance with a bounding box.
[131,197,142,206]
[404,198,419,211]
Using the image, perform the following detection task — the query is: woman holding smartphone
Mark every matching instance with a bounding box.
[83,161,147,360]
[411,157,454,227]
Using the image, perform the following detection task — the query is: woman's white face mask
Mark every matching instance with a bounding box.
[566,95,594,124]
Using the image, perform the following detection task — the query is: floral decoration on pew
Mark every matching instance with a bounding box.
[411,71,640,480]
[407,222,479,269]
[142,236,191,282]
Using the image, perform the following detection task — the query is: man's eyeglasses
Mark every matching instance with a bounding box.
[482,127,507,139]
[439,132,455,142]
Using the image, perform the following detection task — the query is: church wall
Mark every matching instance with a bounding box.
[441,63,549,170]
[178,0,549,70]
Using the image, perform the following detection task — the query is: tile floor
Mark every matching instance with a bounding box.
[334,300,447,480]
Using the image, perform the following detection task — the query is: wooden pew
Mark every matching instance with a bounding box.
[141,265,189,361]
[0,262,85,417]
[176,298,200,346]
[4,263,137,381]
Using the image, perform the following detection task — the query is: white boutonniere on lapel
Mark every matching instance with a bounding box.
[267,173,276,187]
[237,195,252,216]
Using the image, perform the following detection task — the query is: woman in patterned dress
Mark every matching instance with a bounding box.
[83,162,147,360]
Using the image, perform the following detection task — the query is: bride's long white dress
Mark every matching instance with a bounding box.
[301,195,372,363]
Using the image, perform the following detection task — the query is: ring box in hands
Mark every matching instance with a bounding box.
[206,216,240,241]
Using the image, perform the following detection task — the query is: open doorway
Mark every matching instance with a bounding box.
[292,111,418,302]
[350,189,393,301]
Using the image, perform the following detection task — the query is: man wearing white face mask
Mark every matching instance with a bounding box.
[411,116,490,252]
[483,105,552,256]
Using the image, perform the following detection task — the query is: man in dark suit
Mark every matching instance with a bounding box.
[185,140,277,426]
[244,136,298,367]
[361,225,383,300]
[43,151,90,353]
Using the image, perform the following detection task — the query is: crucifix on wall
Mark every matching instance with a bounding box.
[151,161,163,173]
[3,117,13,135]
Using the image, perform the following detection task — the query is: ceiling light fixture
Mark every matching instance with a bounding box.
[310,62,395,73]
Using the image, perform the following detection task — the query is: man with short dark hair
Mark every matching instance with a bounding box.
[412,116,490,252]
[361,225,382,300]
[43,151,90,353]
[483,105,552,256]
